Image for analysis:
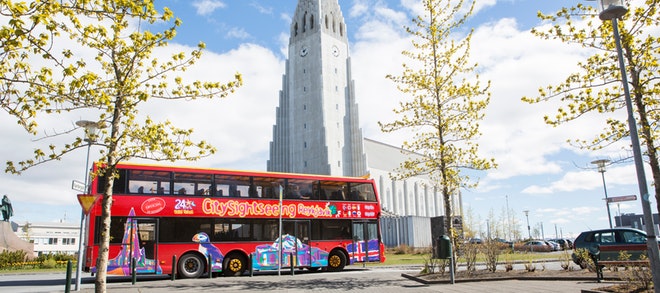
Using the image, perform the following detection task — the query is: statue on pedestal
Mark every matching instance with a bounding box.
[1,195,13,221]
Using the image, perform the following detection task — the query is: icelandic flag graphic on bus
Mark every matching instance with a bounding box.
[347,239,380,263]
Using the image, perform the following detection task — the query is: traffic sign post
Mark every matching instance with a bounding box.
[71,180,85,193]
[77,194,101,215]
[606,195,637,203]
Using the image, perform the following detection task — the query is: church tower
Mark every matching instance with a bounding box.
[268,0,367,177]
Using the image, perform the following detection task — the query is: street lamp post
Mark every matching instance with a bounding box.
[593,0,660,288]
[523,210,531,240]
[74,120,99,291]
[592,159,613,228]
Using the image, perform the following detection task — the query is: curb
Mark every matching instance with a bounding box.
[401,273,620,285]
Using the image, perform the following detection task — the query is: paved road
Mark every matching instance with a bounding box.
[0,265,610,293]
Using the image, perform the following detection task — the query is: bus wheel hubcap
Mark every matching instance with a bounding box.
[229,259,242,271]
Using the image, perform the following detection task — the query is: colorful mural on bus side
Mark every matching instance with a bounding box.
[92,209,162,275]
[93,206,380,275]
[251,234,328,270]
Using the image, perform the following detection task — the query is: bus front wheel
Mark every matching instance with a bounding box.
[223,253,248,276]
[178,253,205,279]
[327,250,346,272]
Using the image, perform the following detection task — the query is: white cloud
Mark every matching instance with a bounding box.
[250,2,273,15]
[226,27,251,39]
[192,0,226,16]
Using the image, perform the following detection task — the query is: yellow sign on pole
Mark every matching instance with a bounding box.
[77,194,101,215]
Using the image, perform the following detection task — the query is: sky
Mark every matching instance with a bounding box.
[0,0,654,241]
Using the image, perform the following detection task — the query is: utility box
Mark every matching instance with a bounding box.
[437,235,452,259]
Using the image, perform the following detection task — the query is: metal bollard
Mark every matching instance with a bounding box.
[64,260,72,293]
[208,255,213,279]
[171,255,176,281]
[249,254,253,277]
[290,253,294,276]
[131,257,137,285]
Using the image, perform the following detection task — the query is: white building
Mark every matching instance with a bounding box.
[268,0,463,248]
[15,221,80,257]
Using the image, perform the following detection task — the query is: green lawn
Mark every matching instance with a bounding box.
[372,250,568,266]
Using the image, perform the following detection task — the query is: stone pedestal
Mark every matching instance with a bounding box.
[0,221,34,257]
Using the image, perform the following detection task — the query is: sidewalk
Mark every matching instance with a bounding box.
[71,267,609,293]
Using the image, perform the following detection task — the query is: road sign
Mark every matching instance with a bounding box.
[77,194,101,214]
[606,195,637,203]
[71,180,85,192]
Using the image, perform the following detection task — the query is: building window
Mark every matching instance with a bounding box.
[336,104,339,110]
[304,161,307,167]
[338,161,341,167]
[304,123,307,129]
[335,85,338,92]
[303,104,306,110]
[48,238,57,245]
[304,142,307,148]
[304,86,306,92]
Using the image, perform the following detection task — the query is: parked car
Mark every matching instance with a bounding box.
[548,238,572,250]
[522,240,551,252]
[571,228,647,268]
[468,238,483,244]
[545,240,561,251]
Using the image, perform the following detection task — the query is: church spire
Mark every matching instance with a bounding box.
[268,0,367,177]
[290,0,347,44]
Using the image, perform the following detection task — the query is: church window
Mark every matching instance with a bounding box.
[304,123,307,129]
[311,15,314,29]
[304,142,307,148]
[325,15,328,29]
[294,23,298,36]
[335,85,338,92]
[303,12,307,32]
[303,104,306,110]
[336,104,339,110]
[340,23,344,36]
[303,86,306,92]
[333,18,336,33]
[304,161,307,167]
[335,68,337,74]
[338,161,341,167]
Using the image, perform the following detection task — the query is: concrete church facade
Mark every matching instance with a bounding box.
[268,0,461,248]
[267,0,367,177]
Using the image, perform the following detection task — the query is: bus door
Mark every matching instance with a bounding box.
[351,221,381,263]
[128,218,159,274]
[282,220,311,268]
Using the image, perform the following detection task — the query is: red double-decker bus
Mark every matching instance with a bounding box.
[83,162,385,278]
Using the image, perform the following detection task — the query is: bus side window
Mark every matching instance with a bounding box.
[330,190,345,200]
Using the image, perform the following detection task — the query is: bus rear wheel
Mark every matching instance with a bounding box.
[223,253,248,276]
[178,253,205,279]
[327,250,346,272]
